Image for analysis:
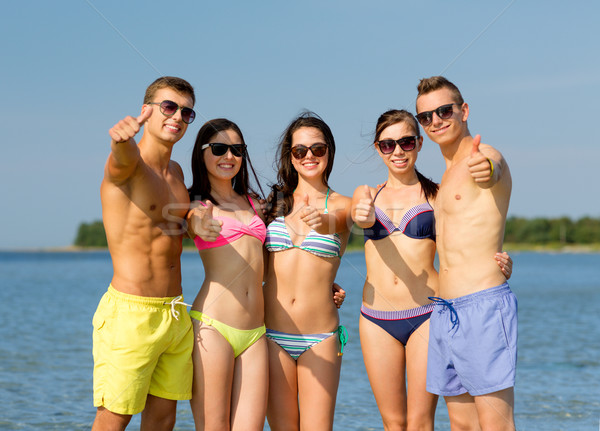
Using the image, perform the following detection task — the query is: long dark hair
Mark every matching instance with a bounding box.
[266,112,336,222]
[374,109,438,200]
[188,118,263,204]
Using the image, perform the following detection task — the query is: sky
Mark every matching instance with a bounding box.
[1,1,599,249]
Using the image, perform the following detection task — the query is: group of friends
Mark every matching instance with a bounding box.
[91,75,517,431]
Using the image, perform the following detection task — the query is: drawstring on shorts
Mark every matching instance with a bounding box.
[428,296,459,333]
[164,296,191,320]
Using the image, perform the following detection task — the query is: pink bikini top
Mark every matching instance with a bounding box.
[193,196,266,251]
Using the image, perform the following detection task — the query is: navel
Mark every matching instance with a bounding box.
[150,204,156,211]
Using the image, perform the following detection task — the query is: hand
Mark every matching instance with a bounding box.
[467,135,493,183]
[332,283,346,309]
[354,185,375,224]
[495,251,513,279]
[300,194,323,230]
[109,106,153,144]
[190,201,223,242]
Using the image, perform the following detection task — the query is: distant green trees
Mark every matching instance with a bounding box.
[74,221,108,247]
[74,216,600,248]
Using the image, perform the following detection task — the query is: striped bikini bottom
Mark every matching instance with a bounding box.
[266,326,348,360]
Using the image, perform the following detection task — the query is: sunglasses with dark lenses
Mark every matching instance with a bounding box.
[201,143,246,157]
[290,143,328,159]
[415,103,456,127]
[376,136,419,154]
[148,100,196,124]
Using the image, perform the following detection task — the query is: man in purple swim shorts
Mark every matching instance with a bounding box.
[416,76,517,431]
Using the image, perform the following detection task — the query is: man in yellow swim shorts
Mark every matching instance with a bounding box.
[92,76,197,430]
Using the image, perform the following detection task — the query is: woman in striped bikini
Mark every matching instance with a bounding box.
[263,112,352,431]
[352,109,513,430]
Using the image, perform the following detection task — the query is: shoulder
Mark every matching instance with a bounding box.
[169,160,185,182]
[328,190,351,208]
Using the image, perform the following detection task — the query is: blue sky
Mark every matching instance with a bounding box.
[1,1,598,249]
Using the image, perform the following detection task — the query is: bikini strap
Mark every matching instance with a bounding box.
[324,188,330,214]
[372,182,387,204]
[247,195,258,215]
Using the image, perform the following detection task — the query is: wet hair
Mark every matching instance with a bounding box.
[143,76,195,105]
[374,109,438,200]
[266,111,336,222]
[416,76,464,106]
[188,119,263,205]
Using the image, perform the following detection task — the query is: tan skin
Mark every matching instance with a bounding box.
[93,87,194,430]
[186,129,269,431]
[416,88,514,431]
[264,127,352,431]
[352,121,512,431]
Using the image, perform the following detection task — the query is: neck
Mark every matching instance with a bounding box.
[139,135,174,172]
[294,176,328,197]
[210,179,237,202]
[439,132,472,168]
[386,168,419,188]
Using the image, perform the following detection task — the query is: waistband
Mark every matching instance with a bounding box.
[443,282,511,309]
[361,303,435,320]
[107,284,190,319]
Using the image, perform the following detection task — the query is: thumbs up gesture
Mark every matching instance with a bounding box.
[300,194,323,230]
[189,201,223,242]
[353,185,375,225]
[109,106,153,145]
[467,135,494,183]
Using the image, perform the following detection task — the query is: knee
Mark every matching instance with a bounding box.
[381,418,408,431]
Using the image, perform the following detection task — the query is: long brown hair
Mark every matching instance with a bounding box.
[374,109,438,200]
[267,112,335,222]
[188,118,263,205]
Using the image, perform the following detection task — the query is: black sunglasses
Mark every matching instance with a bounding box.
[376,136,419,154]
[415,103,457,127]
[147,100,196,124]
[290,143,328,159]
[201,142,246,157]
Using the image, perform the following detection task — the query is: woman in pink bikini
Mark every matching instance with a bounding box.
[186,118,268,431]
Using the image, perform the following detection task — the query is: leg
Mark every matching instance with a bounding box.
[405,319,438,431]
[266,338,300,431]
[91,407,131,431]
[231,336,269,431]
[359,315,408,431]
[297,332,342,431]
[189,320,235,431]
[140,395,177,431]
[445,393,481,431]
[474,388,515,431]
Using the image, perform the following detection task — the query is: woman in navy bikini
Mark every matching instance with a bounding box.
[186,118,268,430]
[263,112,352,430]
[352,109,512,430]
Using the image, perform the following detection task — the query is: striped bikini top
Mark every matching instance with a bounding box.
[363,184,435,242]
[265,189,342,258]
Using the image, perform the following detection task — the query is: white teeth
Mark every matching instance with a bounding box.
[165,125,179,131]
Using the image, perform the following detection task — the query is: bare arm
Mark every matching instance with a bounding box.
[300,193,352,235]
[467,134,506,188]
[105,106,153,184]
[351,185,376,229]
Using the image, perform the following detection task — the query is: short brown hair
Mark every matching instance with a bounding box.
[143,76,195,105]
[416,76,464,106]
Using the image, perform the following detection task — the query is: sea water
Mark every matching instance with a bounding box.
[0,250,599,430]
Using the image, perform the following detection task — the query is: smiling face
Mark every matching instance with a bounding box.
[290,127,329,181]
[416,87,469,148]
[376,121,422,174]
[203,129,244,183]
[142,87,194,145]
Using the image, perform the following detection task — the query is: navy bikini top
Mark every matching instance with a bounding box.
[363,184,435,242]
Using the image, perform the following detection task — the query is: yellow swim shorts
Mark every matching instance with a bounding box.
[92,285,193,415]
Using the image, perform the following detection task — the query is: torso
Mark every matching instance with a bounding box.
[436,150,512,298]
[263,190,350,333]
[101,160,189,298]
[362,184,438,309]
[192,195,266,329]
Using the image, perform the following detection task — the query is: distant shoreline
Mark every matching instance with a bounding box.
[3,243,600,254]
